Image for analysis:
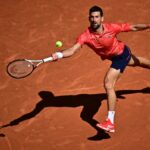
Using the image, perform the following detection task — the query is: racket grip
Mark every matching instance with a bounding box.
[43,52,63,62]
[43,57,53,62]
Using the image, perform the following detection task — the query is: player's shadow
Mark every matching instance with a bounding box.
[1,87,149,141]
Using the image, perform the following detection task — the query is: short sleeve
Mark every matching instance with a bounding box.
[110,23,131,33]
[76,32,87,45]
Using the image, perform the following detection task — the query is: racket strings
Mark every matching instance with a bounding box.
[7,60,34,78]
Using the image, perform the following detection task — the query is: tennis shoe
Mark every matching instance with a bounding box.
[96,119,115,133]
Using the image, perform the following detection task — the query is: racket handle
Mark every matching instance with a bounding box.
[43,52,63,62]
[43,57,53,62]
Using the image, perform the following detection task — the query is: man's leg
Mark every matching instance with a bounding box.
[128,54,150,68]
[104,68,121,111]
[97,68,121,133]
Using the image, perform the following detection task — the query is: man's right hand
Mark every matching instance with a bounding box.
[52,52,64,61]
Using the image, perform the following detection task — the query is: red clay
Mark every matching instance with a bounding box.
[0,0,150,150]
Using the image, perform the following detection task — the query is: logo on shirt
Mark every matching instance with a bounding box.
[105,35,113,38]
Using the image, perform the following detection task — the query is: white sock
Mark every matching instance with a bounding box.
[107,111,115,124]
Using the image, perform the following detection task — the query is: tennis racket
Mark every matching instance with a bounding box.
[7,56,53,79]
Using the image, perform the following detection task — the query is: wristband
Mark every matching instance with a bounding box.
[55,52,63,59]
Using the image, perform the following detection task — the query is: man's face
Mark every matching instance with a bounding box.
[89,11,104,30]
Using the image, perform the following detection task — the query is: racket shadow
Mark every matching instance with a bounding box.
[1,87,149,140]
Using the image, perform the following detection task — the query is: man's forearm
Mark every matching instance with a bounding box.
[61,48,76,58]
[52,43,81,60]
[131,24,150,31]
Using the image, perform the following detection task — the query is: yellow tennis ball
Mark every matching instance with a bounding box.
[55,41,63,47]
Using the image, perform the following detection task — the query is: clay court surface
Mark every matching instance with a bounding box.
[0,0,150,150]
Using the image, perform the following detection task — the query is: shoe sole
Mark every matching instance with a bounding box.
[96,124,115,133]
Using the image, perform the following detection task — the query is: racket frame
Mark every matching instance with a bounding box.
[7,59,44,79]
[7,56,53,79]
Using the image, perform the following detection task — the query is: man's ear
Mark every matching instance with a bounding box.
[101,16,104,22]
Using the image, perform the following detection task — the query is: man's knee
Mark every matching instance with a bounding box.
[104,78,114,91]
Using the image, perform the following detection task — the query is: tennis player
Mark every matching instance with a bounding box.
[52,6,150,133]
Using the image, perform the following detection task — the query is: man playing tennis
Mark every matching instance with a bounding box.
[52,6,150,133]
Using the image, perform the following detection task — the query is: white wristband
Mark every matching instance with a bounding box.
[56,52,63,59]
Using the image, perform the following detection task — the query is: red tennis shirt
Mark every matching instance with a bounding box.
[76,23,131,59]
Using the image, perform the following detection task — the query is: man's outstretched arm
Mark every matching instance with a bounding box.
[130,24,150,31]
[52,43,81,60]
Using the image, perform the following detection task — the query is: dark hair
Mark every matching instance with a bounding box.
[89,6,103,16]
